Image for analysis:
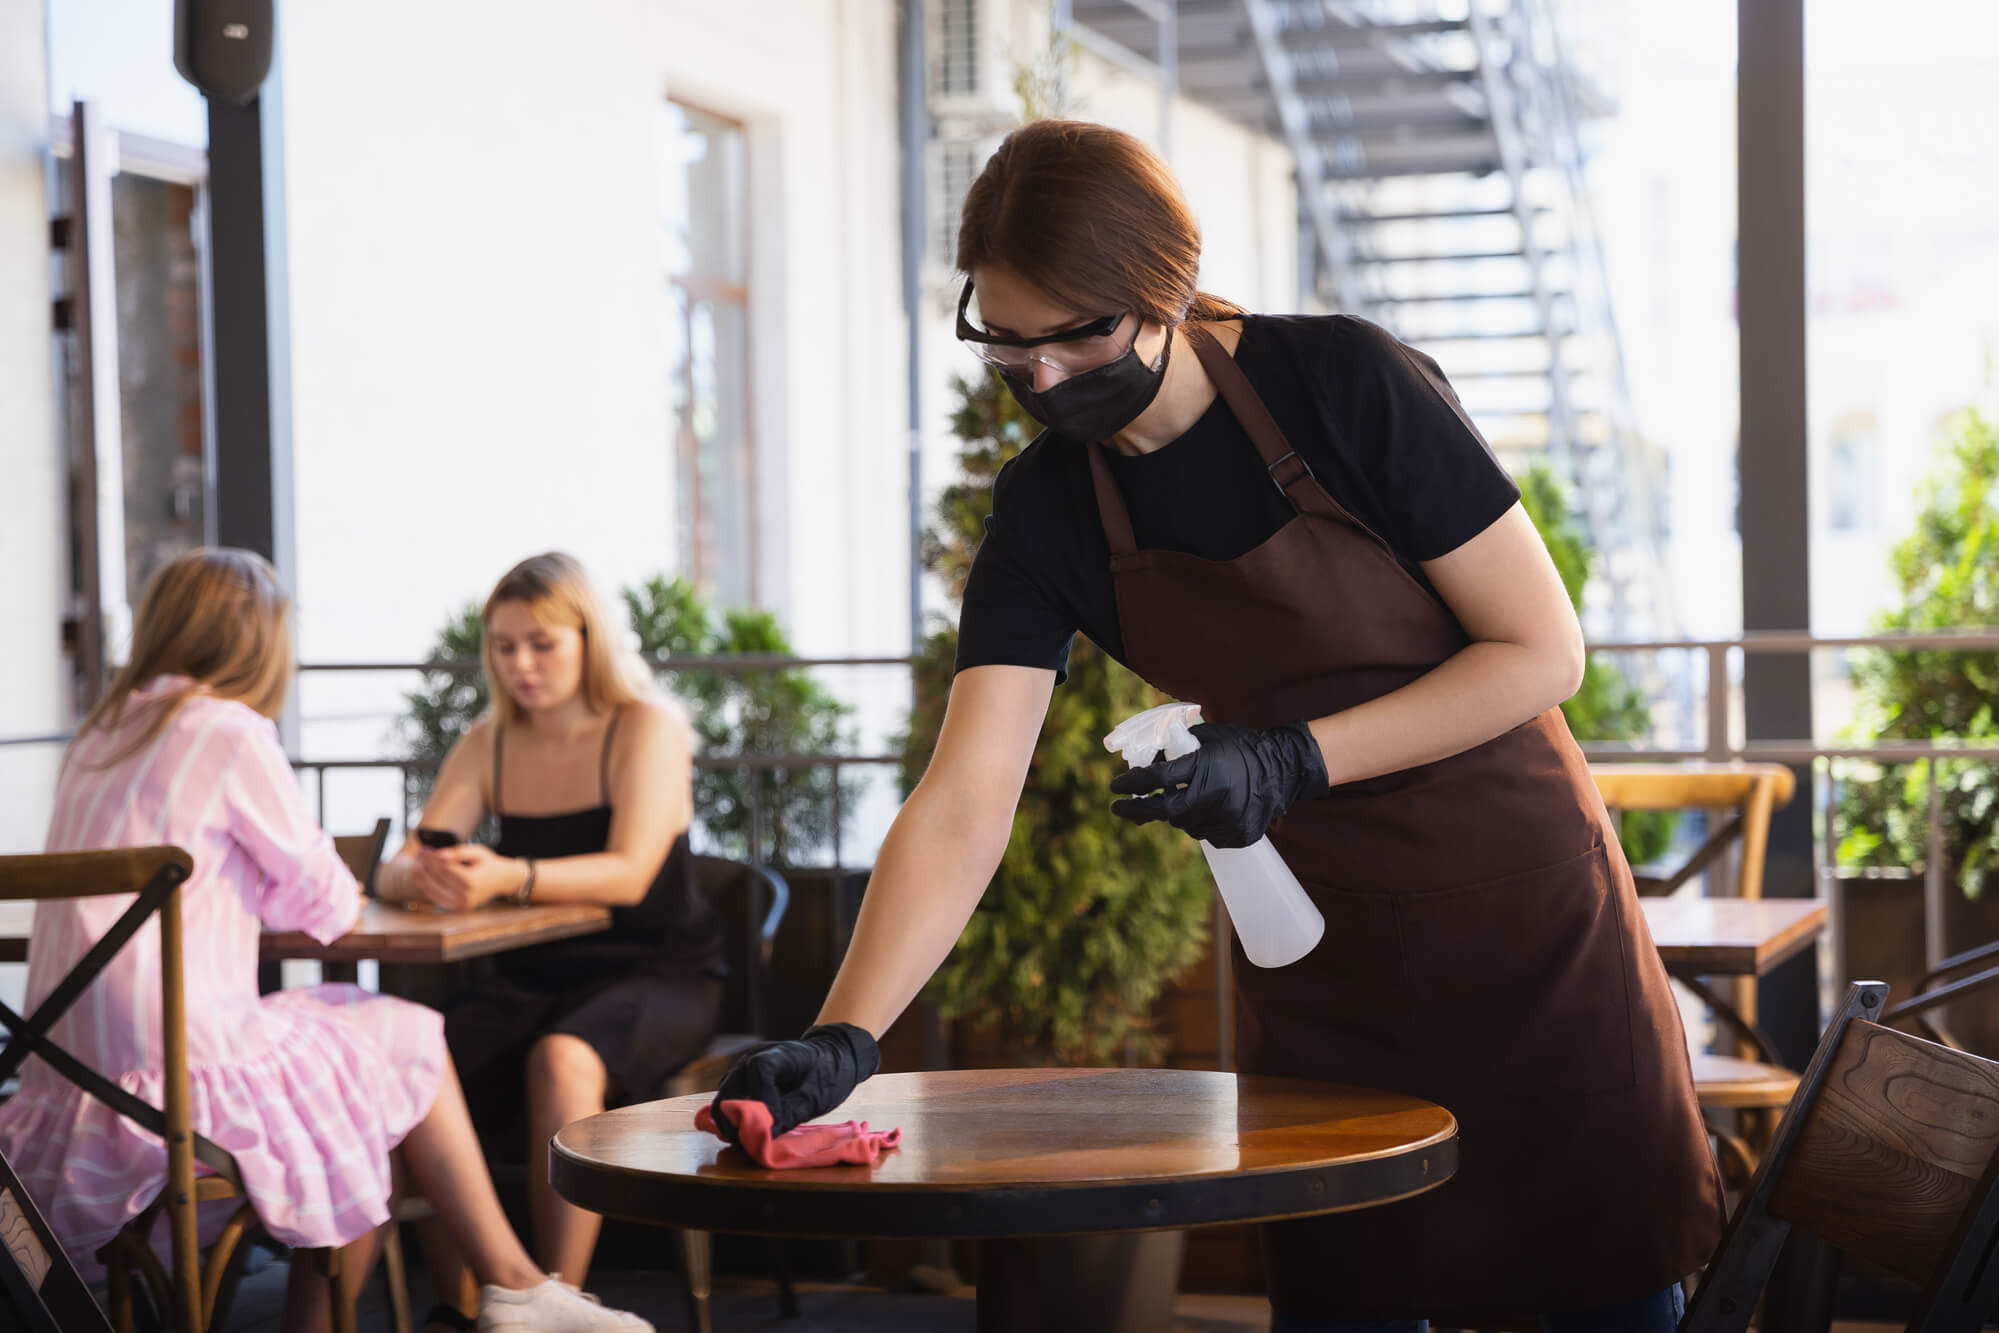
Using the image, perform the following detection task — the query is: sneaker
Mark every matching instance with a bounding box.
[475,1278,655,1332]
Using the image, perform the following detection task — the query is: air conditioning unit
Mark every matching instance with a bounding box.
[929,0,1015,123]
[929,134,998,272]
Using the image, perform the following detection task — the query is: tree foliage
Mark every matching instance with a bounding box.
[1835,402,1999,898]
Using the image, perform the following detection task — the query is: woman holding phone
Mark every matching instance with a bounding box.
[378,552,722,1293]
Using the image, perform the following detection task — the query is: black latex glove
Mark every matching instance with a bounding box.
[707,1022,881,1147]
[1108,720,1328,849]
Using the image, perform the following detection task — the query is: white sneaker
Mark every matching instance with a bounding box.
[476,1278,655,1332]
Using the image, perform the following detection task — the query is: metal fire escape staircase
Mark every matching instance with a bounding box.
[1065,0,1675,638]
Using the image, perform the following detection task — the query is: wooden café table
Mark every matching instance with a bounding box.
[552,1067,1458,1333]
[261,899,612,965]
[1638,895,1828,979]
[0,900,612,967]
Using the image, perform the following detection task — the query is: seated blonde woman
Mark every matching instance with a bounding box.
[378,552,722,1291]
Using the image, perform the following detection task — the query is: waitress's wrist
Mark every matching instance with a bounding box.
[512,856,537,906]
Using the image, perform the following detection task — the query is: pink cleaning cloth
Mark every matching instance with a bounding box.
[695,1099,902,1169]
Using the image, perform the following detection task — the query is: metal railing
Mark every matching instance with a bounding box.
[288,654,916,871]
[1579,629,1999,972]
[6,635,1996,962]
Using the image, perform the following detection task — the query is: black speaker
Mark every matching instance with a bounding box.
[173,0,274,105]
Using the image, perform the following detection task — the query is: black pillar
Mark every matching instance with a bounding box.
[208,93,293,996]
[206,96,281,561]
[1737,0,1816,1066]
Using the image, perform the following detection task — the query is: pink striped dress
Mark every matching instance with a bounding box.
[0,676,446,1262]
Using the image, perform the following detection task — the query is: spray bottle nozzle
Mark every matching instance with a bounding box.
[1102,702,1205,769]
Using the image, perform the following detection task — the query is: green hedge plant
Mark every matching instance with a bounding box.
[1835,401,1999,899]
[904,370,1212,1066]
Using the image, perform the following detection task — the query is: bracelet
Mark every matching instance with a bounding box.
[514,858,536,906]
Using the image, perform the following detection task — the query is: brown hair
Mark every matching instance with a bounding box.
[956,119,1246,326]
[481,552,653,728]
[73,547,294,768]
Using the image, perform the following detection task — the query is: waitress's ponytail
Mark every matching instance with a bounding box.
[1187,291,1248,322]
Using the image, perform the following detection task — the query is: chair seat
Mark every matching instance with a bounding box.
[1691,1051,1799,1108]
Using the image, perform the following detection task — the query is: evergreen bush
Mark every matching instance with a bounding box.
[904,370,1211,1066]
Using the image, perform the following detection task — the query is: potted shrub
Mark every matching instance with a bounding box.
[1833,399,1999,1041]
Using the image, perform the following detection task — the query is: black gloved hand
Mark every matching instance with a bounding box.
[1108,720,1328,849]
[707,1021,881,1147]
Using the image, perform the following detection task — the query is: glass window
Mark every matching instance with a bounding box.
[112,173,207,595]
[658,102,753,607]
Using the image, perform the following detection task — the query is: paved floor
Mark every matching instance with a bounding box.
[220,1256,1274,1331]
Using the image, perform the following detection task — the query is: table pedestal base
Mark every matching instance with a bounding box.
[976,1231,1187,1333]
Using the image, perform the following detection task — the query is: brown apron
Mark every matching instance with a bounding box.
[1084,325,1723,1321]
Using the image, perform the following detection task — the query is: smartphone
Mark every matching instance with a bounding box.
[415,827,462,849]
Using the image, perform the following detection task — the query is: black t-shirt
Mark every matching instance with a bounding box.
[955,314,1521,681]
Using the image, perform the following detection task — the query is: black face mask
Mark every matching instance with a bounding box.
[1001,328,1173,442]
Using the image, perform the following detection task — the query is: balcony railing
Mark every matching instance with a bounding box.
[4,633,1995,974]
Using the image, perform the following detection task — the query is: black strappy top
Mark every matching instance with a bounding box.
[489,707,722,982]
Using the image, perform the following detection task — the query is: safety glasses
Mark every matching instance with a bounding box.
[955,280,1138,375]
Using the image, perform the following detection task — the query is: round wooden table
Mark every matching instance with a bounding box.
[552,1067,1457,1332]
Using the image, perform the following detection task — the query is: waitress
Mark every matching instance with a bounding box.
[712,119,1720,1333]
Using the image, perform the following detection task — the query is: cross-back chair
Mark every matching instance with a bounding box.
[0,847,373,1333]
[1684,980,1999,1333]
[1,1140,115,1333]
[333,818,392,896]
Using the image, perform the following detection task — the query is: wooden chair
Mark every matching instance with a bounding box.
[1,1143,115,1333]
[0,848,375,1333]
[334,817,392,895]
[660,855,793,1333]
[1684,980,1999,1333]
[1591,762,1800,1184]
[1882,940,1999,1053]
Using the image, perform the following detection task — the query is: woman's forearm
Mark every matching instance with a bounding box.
[376,855,414,903]
[815,779,1013,1037]
[1310,639,1581,787]
[520,850,654,906]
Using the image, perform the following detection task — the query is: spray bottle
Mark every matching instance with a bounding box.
[1103,703,1326,968]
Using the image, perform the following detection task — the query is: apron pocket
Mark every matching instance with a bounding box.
[1391,840,1636,1096]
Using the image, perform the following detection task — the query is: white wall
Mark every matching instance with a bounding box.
[274,0,692,823]
[0,0,65,854]
[0,0,59,1008]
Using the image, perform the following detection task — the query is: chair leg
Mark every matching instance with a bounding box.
[772,1238,799,1319]
[381,1223,415,1333]
[1761,1234,1841,1333]
[319,1240,366,1333]
[673,1228,714,1333]
[456,1267,480,1318]
[106,1256,135,1333]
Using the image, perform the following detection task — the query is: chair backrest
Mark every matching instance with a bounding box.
[1684,981,1999,1333]
[1884,940,1999,1053]
[333,818,392,894]
[0,848,208,1333]
[1590,762,1795,898]
[691,855,788,1037]
[0,1144,114,1332]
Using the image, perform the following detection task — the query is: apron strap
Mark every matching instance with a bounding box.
[1085,437,1140,559]
[1183,324,1343,522]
